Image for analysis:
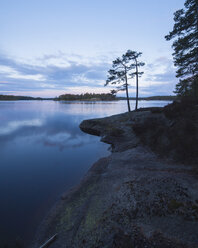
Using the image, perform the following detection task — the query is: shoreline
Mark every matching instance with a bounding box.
[31,107,198,248]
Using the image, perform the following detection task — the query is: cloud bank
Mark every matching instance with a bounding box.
[0,52,177,97]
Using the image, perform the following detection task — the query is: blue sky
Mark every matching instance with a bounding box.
[0,0,184,97]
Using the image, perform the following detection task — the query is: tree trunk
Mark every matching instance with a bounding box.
[125,67,131,112]
[126,82,131,112]
[135,58,139,111]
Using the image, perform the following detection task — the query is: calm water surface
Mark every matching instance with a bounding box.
[0,100,170,246]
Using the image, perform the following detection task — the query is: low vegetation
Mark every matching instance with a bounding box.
[133,100,198,164]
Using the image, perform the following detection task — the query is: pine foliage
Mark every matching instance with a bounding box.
[105,50,144,111]
[165,0,198,98]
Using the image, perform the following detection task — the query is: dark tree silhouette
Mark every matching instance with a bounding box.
[105,50,144,112]
[127,50,145,110]
[165,0,198,98]
[58,93,116,101]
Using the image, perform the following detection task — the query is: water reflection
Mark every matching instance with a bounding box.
[0,119,43,135]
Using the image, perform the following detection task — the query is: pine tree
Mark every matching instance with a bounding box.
[165,0,198,98]
[105,50,144,112]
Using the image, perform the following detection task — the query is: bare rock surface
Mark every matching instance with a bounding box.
[31,108,198,248]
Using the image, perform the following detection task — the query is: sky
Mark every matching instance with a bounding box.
[0,0,184,97]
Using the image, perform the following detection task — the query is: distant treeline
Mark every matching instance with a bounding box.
[0,95,52,100]
[117,95,177,101]
[0,94,177,101]
[57,93,116,101]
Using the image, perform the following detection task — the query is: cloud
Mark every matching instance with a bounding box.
[0,53,177,97]
[139,56,177,95]
[0,119,43,135]
[144,56,176,82]
[0,52,111,97]
[0,65,46,81]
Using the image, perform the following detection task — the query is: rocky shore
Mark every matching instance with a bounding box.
[31,103,198,248]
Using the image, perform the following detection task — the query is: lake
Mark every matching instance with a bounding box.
[0,100,171,246]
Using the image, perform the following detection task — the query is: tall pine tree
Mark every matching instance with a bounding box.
[105,50,144,112]
[165,0,198,99]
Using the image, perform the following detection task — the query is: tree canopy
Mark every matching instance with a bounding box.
[165,0,198,98]
[57,93,116,101]
[105,50,144,111]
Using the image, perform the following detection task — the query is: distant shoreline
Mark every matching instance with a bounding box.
[0,94,176,101]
